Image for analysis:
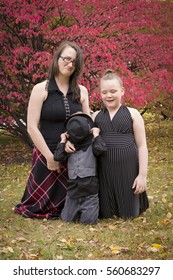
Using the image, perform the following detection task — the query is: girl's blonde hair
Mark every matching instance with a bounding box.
[100,69,123,88]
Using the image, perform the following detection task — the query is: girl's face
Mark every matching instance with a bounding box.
[100,78,124,110]
[58,46,77,77]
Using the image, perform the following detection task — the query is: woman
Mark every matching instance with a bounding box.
[14,41,90,219]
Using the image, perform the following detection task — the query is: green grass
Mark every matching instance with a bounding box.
[0,116,173,260]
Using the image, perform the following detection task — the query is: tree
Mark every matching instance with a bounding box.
[1,0,173,147]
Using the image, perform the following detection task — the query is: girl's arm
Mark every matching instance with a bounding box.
[130,108,148,194]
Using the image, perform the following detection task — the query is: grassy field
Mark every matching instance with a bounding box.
[0,115,173,260]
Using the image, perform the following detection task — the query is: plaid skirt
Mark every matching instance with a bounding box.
[14,148,67,219]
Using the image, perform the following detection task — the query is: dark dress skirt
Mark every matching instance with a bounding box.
[15,148,67,218]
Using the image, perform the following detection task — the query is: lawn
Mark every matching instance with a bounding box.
[0,115,173,260]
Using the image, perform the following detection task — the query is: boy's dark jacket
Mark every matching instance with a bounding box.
[54,113,107,180]
[54,135,107,163]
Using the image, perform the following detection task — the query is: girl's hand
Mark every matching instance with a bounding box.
[91,127,100,138]
[132,175,147,194]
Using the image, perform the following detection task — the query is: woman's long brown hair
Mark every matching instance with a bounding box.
[48,41,84,103]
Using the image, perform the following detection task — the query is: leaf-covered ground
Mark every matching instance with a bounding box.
[0,115,173,260]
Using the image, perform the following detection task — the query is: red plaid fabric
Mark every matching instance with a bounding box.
[14,148,67,219]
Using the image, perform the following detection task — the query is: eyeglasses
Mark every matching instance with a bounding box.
[60,56,76,66]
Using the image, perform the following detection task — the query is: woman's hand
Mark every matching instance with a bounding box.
[47,155,61,173]
[60,132,68,143]
[65,140,76,153]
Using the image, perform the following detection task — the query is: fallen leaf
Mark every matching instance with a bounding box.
[76,238,84,242]
[2,246,14,253]
[108,225,116,230]
[19,252,29,260]
[60,238,67,243]
[56,255,63,260]
[3,232,9,237]
[151,243,163,249]
[17,237,28,242]
[88,253,93,258]
[89,227,97,232]
[158,219,170,225]
[138,242,146,248]
[162,197,167,203]
[134,217,143,221]
[111,245,129,254]
[66,241,72,248]
[147,247,158,253]
[29,254,39,260]
[111,246,121,254]
[166,212,172,219]
[11,239,16,244]
[69,237,77,243]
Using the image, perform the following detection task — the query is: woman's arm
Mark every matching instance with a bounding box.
[91,110,100,121]
[27,81,61,172]
[79,85,90,115]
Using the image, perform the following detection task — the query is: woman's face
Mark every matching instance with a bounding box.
[100,78,124,110]
[58,46,77,77]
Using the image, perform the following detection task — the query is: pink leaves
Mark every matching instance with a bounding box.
[1,0,173,142]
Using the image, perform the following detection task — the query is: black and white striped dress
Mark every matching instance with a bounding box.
[95,105,149,219]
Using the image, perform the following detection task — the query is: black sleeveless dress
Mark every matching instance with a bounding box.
[95,105,149,219]
[14,78,82,219]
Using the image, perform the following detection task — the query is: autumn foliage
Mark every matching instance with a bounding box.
[0,0,173,146]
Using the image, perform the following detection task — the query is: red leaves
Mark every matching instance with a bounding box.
[1,0,173,144]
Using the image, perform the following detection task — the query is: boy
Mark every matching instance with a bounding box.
[54,113,106,224]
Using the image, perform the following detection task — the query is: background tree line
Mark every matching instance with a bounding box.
[0,0,173,147]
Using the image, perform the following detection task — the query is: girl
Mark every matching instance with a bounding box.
[92,69,149,219]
